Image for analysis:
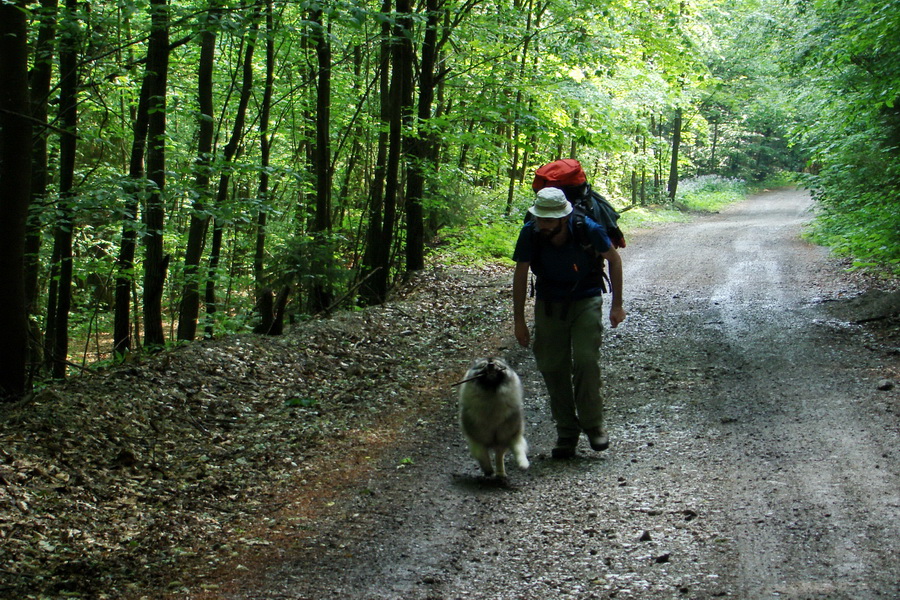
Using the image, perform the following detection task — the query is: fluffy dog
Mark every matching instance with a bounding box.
[458,357,529,478]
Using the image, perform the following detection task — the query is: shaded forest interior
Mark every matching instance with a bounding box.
[0,0,898,399]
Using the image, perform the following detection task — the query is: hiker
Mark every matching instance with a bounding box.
[512,186,626,458]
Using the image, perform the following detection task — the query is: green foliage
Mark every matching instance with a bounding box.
[805,198,900,274]
[779,0,900,272]
[432,188,526,265]
[285,397,319,408]
[21,0,900,378]
[695,1,808,181]
[438,219,522,265]
[802,169,900,273]
[619,205,692,229]
[754,171,798,190]
[675,175,748,212]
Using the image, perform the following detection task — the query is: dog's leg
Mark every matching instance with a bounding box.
[469,442,494,477]
[494,448,507,479]
[512,436,530,470]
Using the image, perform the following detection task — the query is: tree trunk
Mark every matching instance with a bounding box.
[405,0,441,273]
[333,43,366,233]
[310,6,334,313]
[24,0,59,375]
[651,114,661,189]
[204,10,260,335]
[631,169,638,206]
[178,0,221,341]
[376,0,414,296]
[570,109,580,159]
[142,0,171,349]
[113,172,145,352]
[362,0,410,305]
[505,131,520,215]
[25,0,57,316]
[0,1,33,399]
[505,0,536,215]
[709,119,719,173]
[667,107,682,201]
[641,128,648,205]
[253,286,290,335]
[254,0,275,324]
[114,9,159,354]
[47,0,79,378]
[360,0,393,305]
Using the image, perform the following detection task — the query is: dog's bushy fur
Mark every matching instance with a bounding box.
[458,358,529,478]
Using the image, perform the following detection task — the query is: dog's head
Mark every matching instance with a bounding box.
[466,357,509,389]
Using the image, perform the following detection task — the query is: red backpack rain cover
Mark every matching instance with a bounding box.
[530,158,626,249]
[532,159,587,191]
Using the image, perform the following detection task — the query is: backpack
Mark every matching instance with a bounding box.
[531,159,626,249]
[524,160,625,298]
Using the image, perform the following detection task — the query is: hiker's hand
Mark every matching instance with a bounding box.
[609,306,627,328]
[514,320,531,347]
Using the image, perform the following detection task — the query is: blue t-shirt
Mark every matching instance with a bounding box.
[512,217,612,301]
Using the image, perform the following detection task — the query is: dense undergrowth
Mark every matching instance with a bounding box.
[803,181,900,276]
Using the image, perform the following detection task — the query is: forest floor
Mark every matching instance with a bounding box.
[1,188,899,599]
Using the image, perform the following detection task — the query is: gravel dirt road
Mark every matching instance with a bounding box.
[224,188,899,600]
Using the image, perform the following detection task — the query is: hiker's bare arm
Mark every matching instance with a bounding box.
[601,247,626,328]
[513,261,531,347]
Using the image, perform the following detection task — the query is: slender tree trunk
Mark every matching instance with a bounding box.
[113,116,147,353]
[253,0,286,333]
[570,109,580,159]
[505,135,521,215]
[254,0,275,301]
[360,0,393,305]
[631,169,638,206]
[457,114,474,170]
[652,114,662,189]
[375,0,413,299]
[505,0,536,215]
[310,6,334,313]
[404,0,441,273]
[667,107,682,201]
[203,220,224,336]
[142,0,171,349]
[0,1,33,399]
[334,43,365,233]
[25,0,57,314]
[47,0,79,378]
[641,127,647,205]
[204,10,261,335]
[25,0,58,376]
[178,0,221,341]
[709,119,719,174]
[114,16,158,354]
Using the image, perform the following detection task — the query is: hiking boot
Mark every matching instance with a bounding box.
[551,437,578,459]
[585,428,609,451]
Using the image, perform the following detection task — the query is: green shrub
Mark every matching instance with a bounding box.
[431,187,530,265]
[675,175,748,212]
[435,218,520,264]
[618,206,691,229]
[805,192,900,274]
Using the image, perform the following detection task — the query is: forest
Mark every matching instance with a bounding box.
[1,0,898,401]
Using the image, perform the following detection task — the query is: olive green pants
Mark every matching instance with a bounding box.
[533,296,605,438]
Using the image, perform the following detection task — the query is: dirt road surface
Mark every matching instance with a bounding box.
[225,188,899,600]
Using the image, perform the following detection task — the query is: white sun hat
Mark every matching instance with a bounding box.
[528,187,573,219]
